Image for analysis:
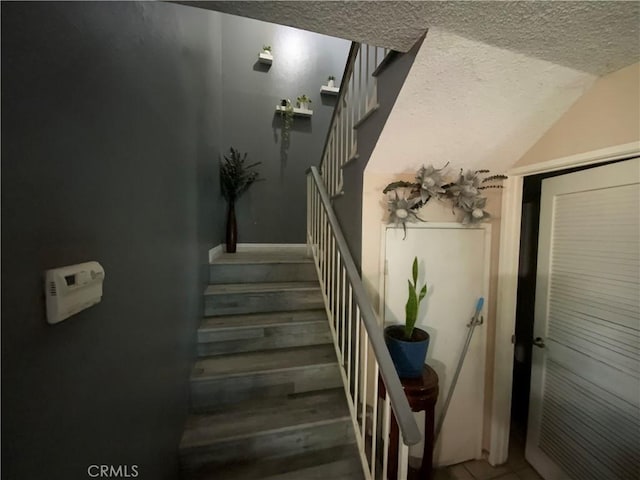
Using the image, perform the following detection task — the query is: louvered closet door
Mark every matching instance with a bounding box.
[526,158,640,480]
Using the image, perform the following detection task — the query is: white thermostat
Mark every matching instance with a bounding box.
[44,261,105,324]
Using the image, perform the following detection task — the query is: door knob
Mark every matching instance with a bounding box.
[532,337,546,348]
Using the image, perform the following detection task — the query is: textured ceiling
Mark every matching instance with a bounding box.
[180,1,640,75]
[366,28,597,173]
[177,1,638,174]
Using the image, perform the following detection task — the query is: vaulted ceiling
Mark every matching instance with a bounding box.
[180,1,639,76]
[180,1,639,174]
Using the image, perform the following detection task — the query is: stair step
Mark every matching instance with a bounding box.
[209,260,317,284]
[182,388,348,449]
[182,441,362,480]
[182,445,364,480]
[354,103,380,129]
[190,345,341,410]
[180,389,355,475]
[204,282,324,316]
[182,446,364,480]
[263,454,364,480]
[372,49,400,77]
[182,247,360,479]
[197,310,331,356]
[212,249,310,264]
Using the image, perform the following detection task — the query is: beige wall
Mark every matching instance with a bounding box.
[515,62,640,168]
[361,61,639,460]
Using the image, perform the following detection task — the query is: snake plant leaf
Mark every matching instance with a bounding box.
[419,284,427,302]
[405,279,418,339]
[404,257,429,339]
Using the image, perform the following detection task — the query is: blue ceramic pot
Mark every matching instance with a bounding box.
[384,325,430,378]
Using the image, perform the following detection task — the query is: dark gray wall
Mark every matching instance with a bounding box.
[333,38,424,269]
[1,2,223,479]
[219,14,350,243]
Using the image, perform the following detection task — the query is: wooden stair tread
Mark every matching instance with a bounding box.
[263,455,364,479]
[180,389,349,449]
[212,251,312,264]
[199,310,327,330]
[192,345,337,379]
[184,445,363,480]
[183,245,362,479]
[205,282,320,295]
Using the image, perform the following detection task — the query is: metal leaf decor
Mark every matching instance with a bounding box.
[383,164,507,235]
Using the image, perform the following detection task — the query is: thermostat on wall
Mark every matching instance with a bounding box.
[44,261,105,324]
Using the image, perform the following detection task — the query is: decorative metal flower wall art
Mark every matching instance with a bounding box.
[387,192,423,239]
[417,164,447,202]
[383,165,507,236]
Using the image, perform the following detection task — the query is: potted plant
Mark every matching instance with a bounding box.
[262,45,272,55]
[220,147,262,253]
[327,75,336,88]
[279,99,294,141]
[296,94,312,110]
[384,256,430,378]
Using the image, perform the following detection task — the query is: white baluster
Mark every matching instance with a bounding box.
[361,326,368,443]
[347,285,353,386]
[330,234,336,321]
[398,442,409,480]
[366,45,371,117]
[354,304,361,412]
[370,360,379,479]
[382,394,391,480]
[338,264,347,367]
[358,47,363,120]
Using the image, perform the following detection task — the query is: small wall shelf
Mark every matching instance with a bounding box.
[275,105,313,117]
[320,85,340,96]
[258,52,273,65]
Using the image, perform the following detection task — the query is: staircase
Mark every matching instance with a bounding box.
[179,247,365,480]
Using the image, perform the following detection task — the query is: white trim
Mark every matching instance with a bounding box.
[488,177,523,466]
[490,141,640,465]
[208,244,224,263]
[508,141,640,176]
[380,222,492,465]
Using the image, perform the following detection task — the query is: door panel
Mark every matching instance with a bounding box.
[384,223,491,466]
[526,158,640,480]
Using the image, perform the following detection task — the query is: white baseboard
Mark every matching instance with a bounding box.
[208,243,307,263]
[208,244,225,263]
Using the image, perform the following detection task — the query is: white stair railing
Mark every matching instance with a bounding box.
[307,167,421,480]
[320,42,388,198]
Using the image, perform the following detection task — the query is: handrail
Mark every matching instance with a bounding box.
[318,41,360,172]
[317,42,389,198]
[308,165,421,446]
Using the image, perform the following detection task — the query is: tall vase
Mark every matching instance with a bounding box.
[226,201,237,253]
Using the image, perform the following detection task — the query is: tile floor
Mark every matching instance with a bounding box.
[431,432,543,480]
